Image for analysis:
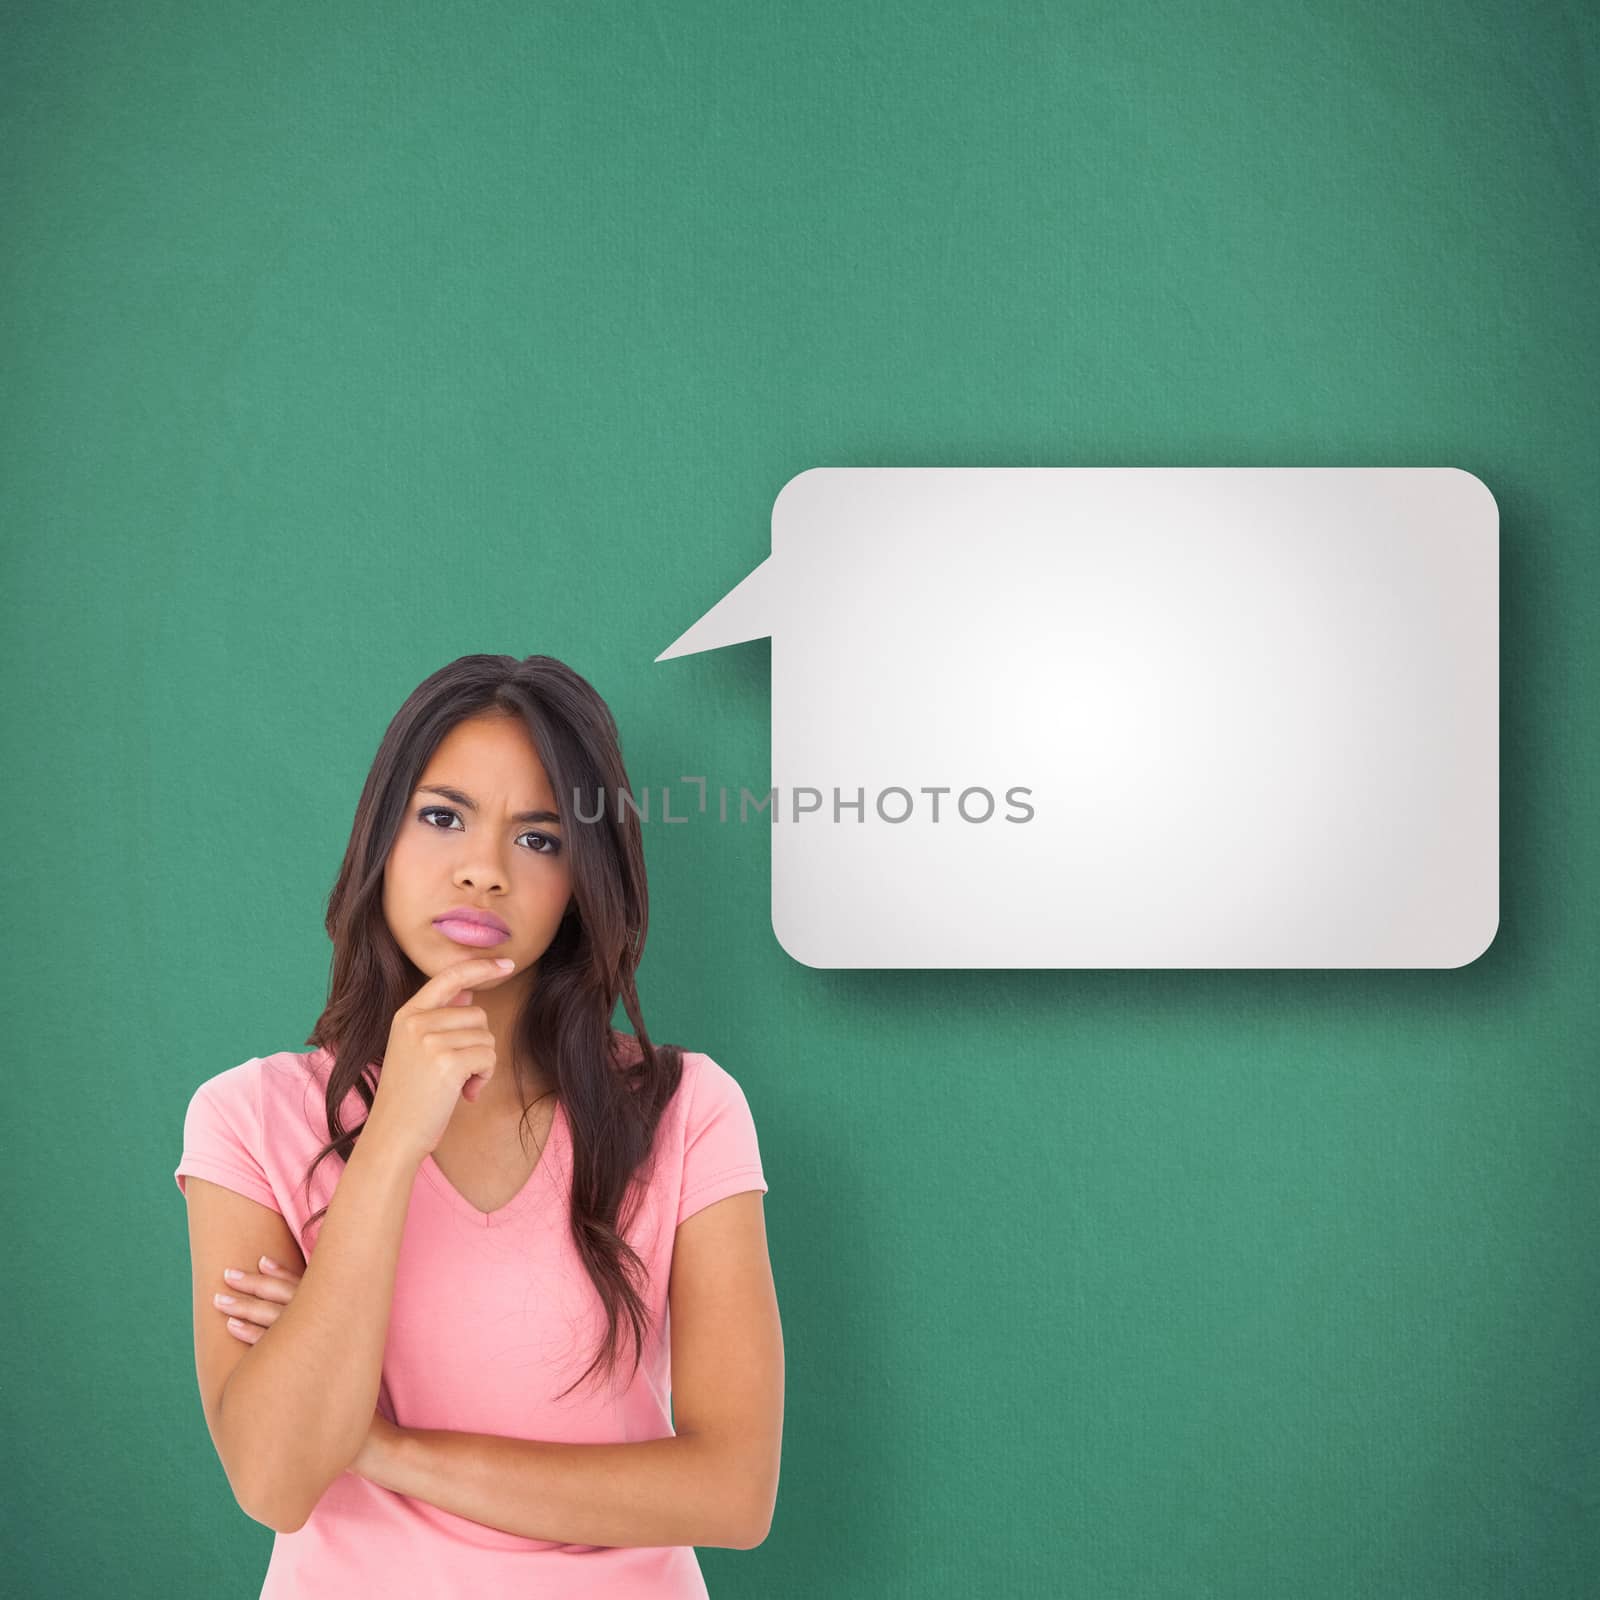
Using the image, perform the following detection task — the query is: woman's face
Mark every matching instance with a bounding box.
[382,712,574,981]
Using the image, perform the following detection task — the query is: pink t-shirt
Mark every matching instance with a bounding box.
[174,1037,769,1599]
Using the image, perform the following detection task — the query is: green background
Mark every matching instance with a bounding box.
[4,1,1596,1595]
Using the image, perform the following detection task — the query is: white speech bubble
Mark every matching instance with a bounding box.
[658,468,1498,970]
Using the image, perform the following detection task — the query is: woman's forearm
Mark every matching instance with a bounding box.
[363,1425,763,1551]
[218,1132,421,1532]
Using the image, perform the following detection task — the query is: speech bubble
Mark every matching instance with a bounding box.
[658,468,1498,969]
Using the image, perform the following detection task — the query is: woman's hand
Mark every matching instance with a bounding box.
[365,955,521,1164]
[214,1253,301,1343]
[215,1258,404,1483]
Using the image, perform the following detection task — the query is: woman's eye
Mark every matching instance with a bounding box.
[416,807,562,856]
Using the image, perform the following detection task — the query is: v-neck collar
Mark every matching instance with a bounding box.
[304,1047,568,1229]
[418,1095,567,1228]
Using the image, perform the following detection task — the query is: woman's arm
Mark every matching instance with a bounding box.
[214,1133,422,1531]
[356,1189,784,1549]
[364,1428,758,1549]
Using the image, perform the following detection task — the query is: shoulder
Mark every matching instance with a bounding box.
[175,1056,276,1207]
[183,1054,264,1120]
[663,1049,768,1225]
[606,1030,714,1089]
[187,1048,318,1096]
[182,1048,346,1145]
[659,1047,763,1149]
[607,1036,755,1124]
[271,1045,370,1126]
[176,1048,354,1224]
[605,1034,765,1154]
[676,1048,753,1115]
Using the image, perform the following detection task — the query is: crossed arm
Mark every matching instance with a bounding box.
[236,1190,783,1549]
[361,1420,759,1549]
[359,1190,782,1548]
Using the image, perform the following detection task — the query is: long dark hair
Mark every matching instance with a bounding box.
[296,653,684,1398]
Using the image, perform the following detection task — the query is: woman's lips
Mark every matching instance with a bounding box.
[432,917,509,948]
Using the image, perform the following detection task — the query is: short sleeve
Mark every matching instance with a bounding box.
[173,1060,281,1214]
[676,1052,769,1227]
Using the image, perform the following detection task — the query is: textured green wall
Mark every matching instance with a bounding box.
[4,1,1596,1595]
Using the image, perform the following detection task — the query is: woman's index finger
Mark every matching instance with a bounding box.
[407,956,515,1012]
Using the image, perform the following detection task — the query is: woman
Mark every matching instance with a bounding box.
[174,653,784,1598]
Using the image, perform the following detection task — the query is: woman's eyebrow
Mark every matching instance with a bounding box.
[417,784,562,825]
